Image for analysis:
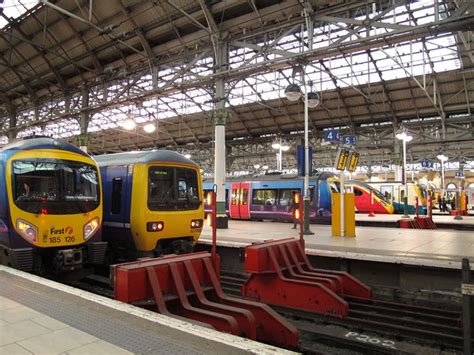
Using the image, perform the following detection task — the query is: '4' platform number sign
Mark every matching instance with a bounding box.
[323,129,340,143]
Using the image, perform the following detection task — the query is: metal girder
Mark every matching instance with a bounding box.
[166,1,209,33]
[0,12,69,93]
[118,0,156,68]
[39,0,146,58]
[59,14,103,73]
[0,56,38,102]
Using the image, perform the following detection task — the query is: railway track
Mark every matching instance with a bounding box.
[221,271,469,354]
[64,270,469,354]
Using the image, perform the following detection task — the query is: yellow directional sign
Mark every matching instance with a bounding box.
[335,149,350,171]
[347,152,360,172]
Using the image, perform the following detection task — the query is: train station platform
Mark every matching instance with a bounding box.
[0,266,292,355]
[355,213,474,230]
[199,220,474,270]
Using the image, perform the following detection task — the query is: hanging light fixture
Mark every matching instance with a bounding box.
[280,140,290,151]
[120,114,136,130]
[284,84,302,101]
[143,123,156,133]
[395,129,413,142]
[436,154,448,162]
[184,153,192,159]
[307,92,321,108]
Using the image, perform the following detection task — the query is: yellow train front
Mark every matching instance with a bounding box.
[0,138,106,274]
[95,151,204,260]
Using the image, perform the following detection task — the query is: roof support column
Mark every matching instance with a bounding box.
[7,106,17,141]
[213,41,229,229]
[392,121,402,181]
[79,86,90,152]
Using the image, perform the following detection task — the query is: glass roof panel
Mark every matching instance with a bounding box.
[0,0,38,30]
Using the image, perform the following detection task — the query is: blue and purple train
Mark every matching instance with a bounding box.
[203,172,394,222]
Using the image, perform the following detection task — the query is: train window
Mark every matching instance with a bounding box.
[278,189,299,207]
[241,189,248,205]
[111,178,122,214]
[148,166,200,211]
[231,189,238,205]
[252,189,277,206]
[353,188,363,196]
[12,159,100,214]
[203,190,211,205]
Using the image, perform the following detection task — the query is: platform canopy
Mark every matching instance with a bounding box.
[0,0,473,173]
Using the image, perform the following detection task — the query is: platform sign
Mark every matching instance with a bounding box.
[335,148,350,171]
[323,129,340,143]
[347,152,360,172]
[455,171,465,179]
[342,135,357,147]
[421,160,434,169]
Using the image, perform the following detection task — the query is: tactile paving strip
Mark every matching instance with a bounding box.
[0,279,200,355]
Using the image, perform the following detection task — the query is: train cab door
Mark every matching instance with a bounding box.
[239,182,251,219]
[103,166,128,228]
[229,183,241,219]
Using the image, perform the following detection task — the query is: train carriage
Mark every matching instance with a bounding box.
[0,138,106,274]
[95,151,204,260]
[203,172,394,222]
[364,181,427,214]
[348,180,399,214]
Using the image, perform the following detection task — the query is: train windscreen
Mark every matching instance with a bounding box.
[12,159,100,214]
[148,166,200,211]
[355,181,390,201]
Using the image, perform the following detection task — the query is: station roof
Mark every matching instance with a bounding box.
[0,0,473,171]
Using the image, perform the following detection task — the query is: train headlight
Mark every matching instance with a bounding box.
[147,222,164,232]
[16,219,38,243]
[190,219,203,228]
[84,217,100,240]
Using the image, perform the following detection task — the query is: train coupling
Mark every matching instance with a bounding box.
[54,248,83,271]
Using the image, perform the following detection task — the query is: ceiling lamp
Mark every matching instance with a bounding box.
[284,84,302,102]
[143,123,156,133]
[184,153,192,159]
[395,130,413,142]
[437,154,448,162]
[120,116,136,130]
[307,92,321,108]
[280,141,290,151]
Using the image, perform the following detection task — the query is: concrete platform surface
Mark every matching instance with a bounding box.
[0,266,295,355]
[200,220,474,269]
